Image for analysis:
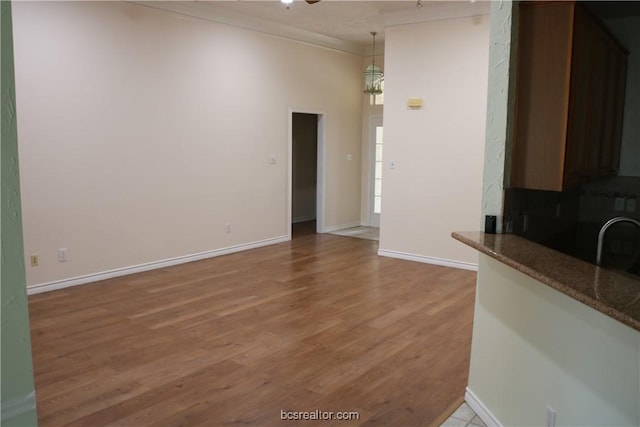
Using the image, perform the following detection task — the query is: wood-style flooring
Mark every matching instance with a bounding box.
[28,223,477,426]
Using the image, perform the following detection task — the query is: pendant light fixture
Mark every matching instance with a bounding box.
[363,32,383,95]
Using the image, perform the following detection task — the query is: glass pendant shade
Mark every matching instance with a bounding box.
[363,64,383,94]
[363,32,383,95]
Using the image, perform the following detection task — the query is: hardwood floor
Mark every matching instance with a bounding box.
[28,225,477,426]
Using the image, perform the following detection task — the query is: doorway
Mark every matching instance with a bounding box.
[370,116,384,228]
[289,111,325,237]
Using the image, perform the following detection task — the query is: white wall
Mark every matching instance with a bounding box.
[13,1,363,287]
[379,14,489,268]
[481,0,517,223]
[469,255,640,426]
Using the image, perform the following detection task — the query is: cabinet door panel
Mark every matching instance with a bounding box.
[599,44,617,176]
[586,30,608,179]
[512,3,574,191]
[609,50,627,175]
[565,6,593,188]
[512,2,627,192]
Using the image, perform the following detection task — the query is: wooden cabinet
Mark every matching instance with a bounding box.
[511,2,627,192]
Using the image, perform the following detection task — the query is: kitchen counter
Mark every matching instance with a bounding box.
[452,231,640,332]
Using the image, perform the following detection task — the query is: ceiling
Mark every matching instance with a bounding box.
[136,1,490,55]
[207,1,415,45]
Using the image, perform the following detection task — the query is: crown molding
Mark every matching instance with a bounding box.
[382,1,491,27]
[134,1,367,56]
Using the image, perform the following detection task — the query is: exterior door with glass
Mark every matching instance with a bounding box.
[370,117,383,228]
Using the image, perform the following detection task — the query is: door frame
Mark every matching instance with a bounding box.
[369,115,383,227]
[288,108,326,238]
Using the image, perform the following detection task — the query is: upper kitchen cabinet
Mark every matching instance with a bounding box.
[511,1,628,192]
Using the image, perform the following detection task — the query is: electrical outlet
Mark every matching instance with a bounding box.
[30,254,39,267]
[555,203,561,218]
[269,154,277,165]
[226,223,232,233]
[546,405,556,427]
[627,198,637,213]
[58,248,68,262]
[614,197,625,211]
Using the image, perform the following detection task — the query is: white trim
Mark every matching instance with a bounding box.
[368,115,383,228]
[316,114,326,234]
[1,391,36,423]
[377,249,478,271]
[324,221,362,234]
[27,236,289,295]
[288,109,326,236]
[465,387,502,427]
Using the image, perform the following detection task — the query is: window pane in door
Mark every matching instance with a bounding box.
[374,179,382,197]
[375,162,383,180]
[373,125,384,215]
[376,126,383,144]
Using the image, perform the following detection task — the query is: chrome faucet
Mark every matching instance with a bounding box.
[596,216,640,266]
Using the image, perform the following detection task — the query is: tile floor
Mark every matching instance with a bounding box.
[328,226,380,241]
[440,402,486,427]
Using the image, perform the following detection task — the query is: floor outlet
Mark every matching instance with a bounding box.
[546,405,556,427]
[58,248,68,262]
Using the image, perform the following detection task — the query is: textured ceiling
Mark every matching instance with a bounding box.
[135,1,638,54]
[205,1,417,45]
[137,1,490,54]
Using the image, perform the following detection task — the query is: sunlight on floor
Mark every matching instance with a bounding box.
[328,226,379,241]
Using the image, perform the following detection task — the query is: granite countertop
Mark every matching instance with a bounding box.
[452,231,640,332]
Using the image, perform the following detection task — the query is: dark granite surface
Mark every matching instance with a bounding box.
[452,231,640,332]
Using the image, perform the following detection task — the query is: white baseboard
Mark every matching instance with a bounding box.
[465,387,501,427]
[324,221,361,233]
[1,391,36,423]
[27,235,290,295]
[377,249,478,271]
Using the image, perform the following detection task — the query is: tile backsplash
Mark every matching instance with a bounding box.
[505,176,640,239]
[503,187,581,243]
[579,176,640,223]
[504,176,640,267]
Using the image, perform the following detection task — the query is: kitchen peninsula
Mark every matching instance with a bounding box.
[453,231,640,426]
[461,0,640,424]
